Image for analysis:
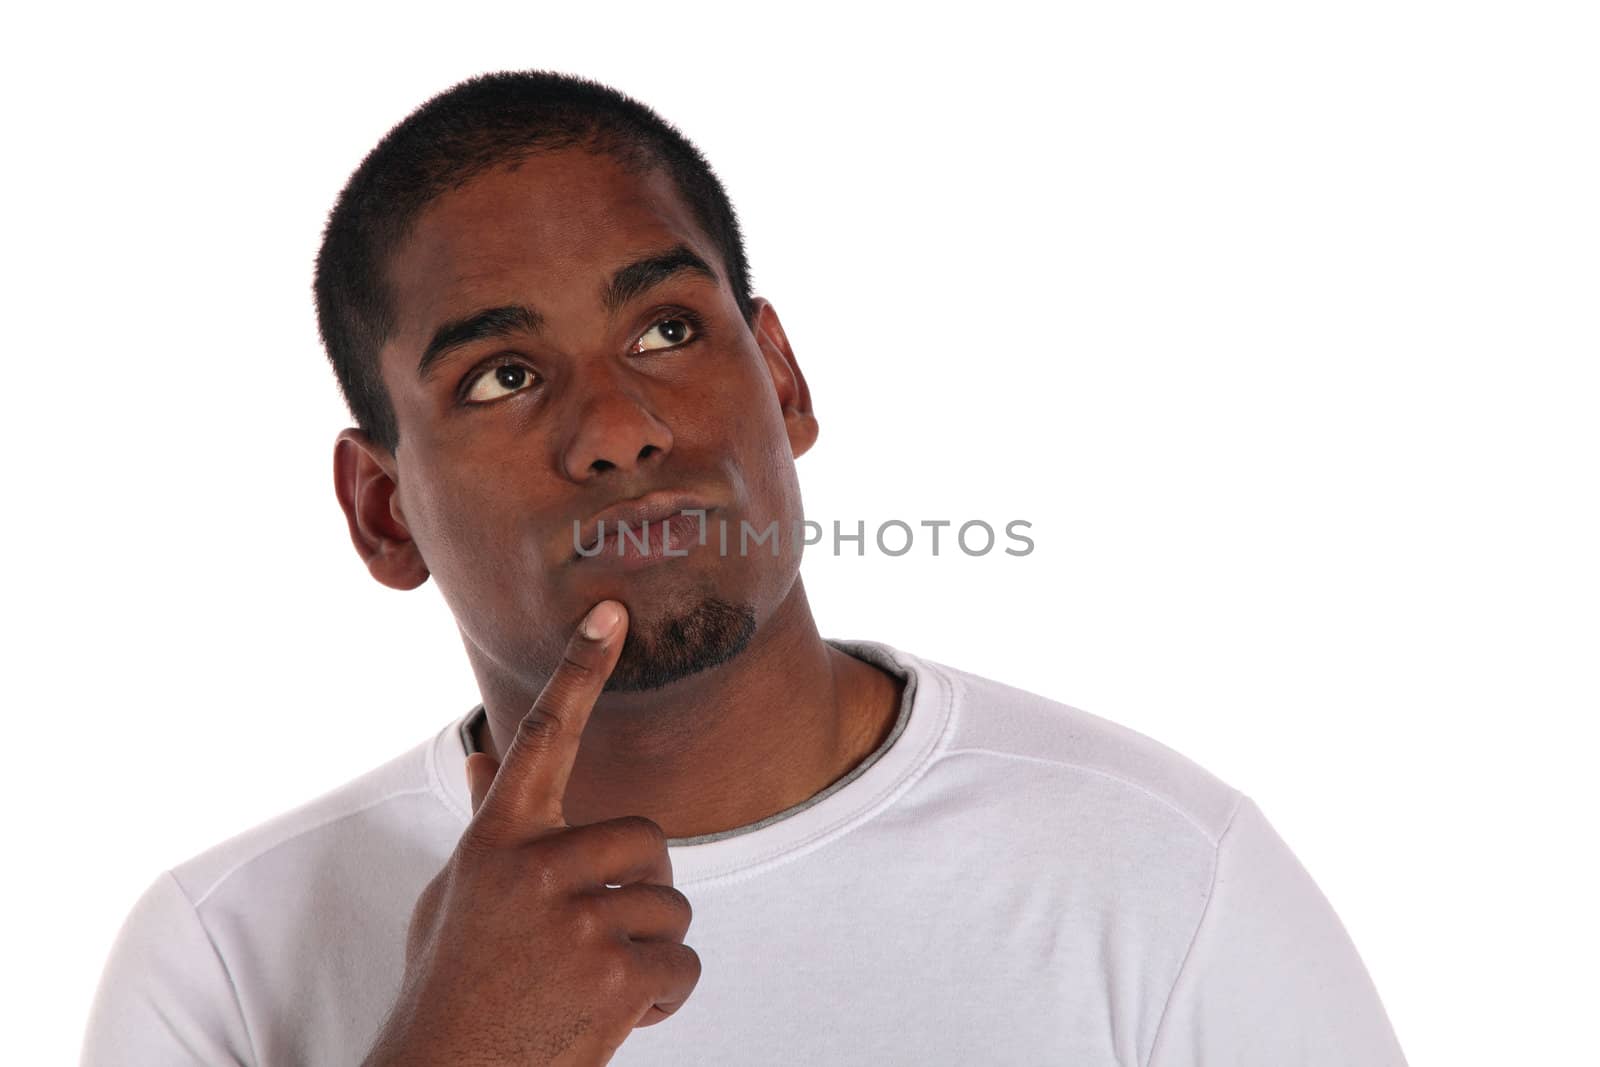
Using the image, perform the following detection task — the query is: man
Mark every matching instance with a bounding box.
[83,70,1407,1066]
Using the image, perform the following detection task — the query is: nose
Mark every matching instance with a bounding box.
[559,362,674,482]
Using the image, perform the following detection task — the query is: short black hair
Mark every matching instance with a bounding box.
[313,70,755,453]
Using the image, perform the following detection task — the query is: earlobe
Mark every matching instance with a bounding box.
[750,297,820,459]
[332,429,431,591]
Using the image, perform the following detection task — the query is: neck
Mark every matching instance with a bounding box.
[470,577,904,839]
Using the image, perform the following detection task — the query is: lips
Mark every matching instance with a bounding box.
[571,491,716,561]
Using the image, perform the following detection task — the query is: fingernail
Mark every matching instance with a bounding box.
[581,601,622,640]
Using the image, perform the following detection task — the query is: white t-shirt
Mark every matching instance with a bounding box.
[82,640,1407,1065]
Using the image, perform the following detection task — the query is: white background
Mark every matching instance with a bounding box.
[3,2,1596,1063]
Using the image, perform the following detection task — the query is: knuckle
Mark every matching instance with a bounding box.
[613,814,666,850]
[595,940,635,995]
[536,654,595,709]
[547,655,601,703]
[533,827,583,873]
[569,893,606,942]
[667,886,693,927]
[559,650,595,676]
[679,942,704,982]
[518,852,567,900]
[513,711,559,750]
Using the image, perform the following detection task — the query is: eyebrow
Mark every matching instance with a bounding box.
[416,244,721,382]
[417,304,543,382]
[602,244,719,315]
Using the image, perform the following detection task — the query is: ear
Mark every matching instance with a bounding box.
[332,428,431,591]
[749,297,819,458]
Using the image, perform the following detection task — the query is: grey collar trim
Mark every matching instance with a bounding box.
[456,639,917,846]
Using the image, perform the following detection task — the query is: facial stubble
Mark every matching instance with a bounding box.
[603,595,758,692]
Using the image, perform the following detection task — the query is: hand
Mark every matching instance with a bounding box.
[362,600,701,1066]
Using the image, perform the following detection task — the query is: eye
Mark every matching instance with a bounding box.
[464,361,539,405]
[632,316,699,353]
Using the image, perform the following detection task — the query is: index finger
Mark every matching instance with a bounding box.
[472,600,629,840]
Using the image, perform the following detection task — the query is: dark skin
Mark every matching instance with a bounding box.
[334,148,903,838]
[337,146,906,1065]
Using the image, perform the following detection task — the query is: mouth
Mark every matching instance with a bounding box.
[571,491,718,564]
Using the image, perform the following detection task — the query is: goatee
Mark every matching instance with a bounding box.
[604,596,757,692]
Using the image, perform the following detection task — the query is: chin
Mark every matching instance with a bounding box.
[604,596,758,692]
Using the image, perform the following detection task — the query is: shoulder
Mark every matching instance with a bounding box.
[86,719,475,1064]
[165,717,471,909]
[910,650,1245,848]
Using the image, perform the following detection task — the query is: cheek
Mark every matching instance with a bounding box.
[739,422,805,534]
[407,465,566,667]
[715,361,805,520]
[401,456,537,584]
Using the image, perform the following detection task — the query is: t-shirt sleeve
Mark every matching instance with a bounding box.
[81,870,256,1067]
[1146,795,1408,1067]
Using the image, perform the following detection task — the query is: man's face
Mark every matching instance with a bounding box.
[352,148,817,692]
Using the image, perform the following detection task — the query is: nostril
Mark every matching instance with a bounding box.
[638,444,660,461]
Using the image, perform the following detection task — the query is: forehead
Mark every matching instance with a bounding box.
[382,149,717,347]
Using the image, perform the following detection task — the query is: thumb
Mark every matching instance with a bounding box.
[465,752,501,815]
